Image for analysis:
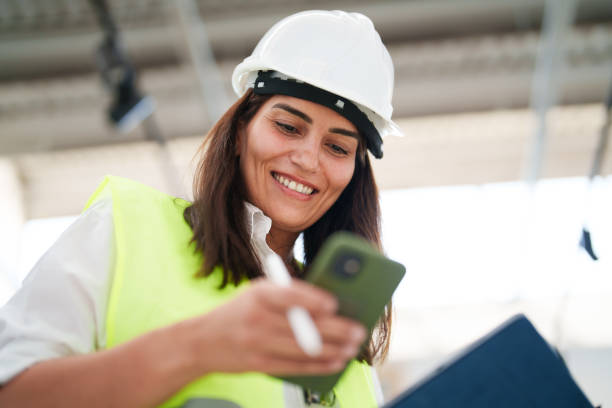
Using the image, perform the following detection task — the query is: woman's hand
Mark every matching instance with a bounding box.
[184,279,367,376]
[0,279,366,408]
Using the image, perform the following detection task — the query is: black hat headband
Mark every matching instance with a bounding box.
[252,71,383,159]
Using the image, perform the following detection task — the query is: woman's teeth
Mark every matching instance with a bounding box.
[274,173,314,195]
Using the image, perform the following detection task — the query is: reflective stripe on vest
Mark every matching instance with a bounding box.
[84,175,378,408]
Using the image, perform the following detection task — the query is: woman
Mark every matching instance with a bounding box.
[0,10,402,408]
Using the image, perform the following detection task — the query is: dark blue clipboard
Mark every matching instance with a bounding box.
[384,314,595,408]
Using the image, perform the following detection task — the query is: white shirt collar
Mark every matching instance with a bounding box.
[244,202,275,262]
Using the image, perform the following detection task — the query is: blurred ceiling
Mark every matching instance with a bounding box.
[0,0,611,218]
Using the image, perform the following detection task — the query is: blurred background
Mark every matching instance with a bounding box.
[1,0,611,405]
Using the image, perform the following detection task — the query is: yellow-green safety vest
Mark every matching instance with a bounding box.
[84,175,378,408]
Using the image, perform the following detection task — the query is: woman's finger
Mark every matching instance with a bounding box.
[315,314,367,346]
[246,282,367,344]
[239,320,361,362]
[254,306,366,349]
[252,279,338,315]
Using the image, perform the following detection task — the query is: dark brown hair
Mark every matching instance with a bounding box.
[184,89,392,364]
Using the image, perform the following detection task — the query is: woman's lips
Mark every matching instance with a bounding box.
[271,171,318,196]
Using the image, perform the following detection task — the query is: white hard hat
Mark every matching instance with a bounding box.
[232,10,403,159]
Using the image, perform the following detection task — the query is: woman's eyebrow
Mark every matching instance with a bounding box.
[271,103,357,139]
[272,103,312,124]
[329,128,359,139]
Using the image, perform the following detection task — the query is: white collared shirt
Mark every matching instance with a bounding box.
[244,201,276,263]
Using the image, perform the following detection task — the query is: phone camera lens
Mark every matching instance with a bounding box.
[344,259,360,275]
[334,253,362,278]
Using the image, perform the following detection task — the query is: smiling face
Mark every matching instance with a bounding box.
[237,95,360,243]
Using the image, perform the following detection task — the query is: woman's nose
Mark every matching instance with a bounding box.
[290,138,320,173]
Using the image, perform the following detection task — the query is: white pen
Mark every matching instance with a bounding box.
[264,253,323,357]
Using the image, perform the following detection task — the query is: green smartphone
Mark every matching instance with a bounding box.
[281,231,406,393]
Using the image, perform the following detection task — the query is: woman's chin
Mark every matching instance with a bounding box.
[268,211,315,234]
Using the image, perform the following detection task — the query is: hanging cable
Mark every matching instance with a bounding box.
[89,0,183,196]
[89,0,156,134]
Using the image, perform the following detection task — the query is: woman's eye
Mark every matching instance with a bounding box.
[329,144,349,156]
[275,121,298,134]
